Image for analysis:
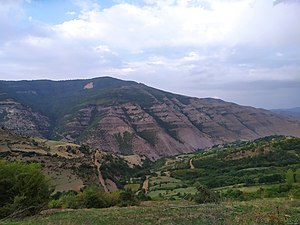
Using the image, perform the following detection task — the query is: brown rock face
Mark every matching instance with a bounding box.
[55,87,300,160]
[0,100,50,138]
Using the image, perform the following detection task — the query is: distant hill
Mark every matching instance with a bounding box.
[271,107,300,118]
[169,135,300,188]
[146,136,300,200]
[1,77,300,160]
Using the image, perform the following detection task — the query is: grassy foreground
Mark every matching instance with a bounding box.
[2,198,300,225]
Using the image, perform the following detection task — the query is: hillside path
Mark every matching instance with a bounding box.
[94,151,109,192]
[142,176,149,194]
[189,158,195,169]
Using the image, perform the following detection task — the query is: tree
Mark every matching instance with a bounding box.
[0,161,53,218]
[286,169,294,185]
[295,168,300,183]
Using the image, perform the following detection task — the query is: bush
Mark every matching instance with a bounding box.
[193,184,219,204]
[223,189,244,200]
[0,161,53,218]
[118,189,139,207]
[136,189,151,201]
[278,184,292,193]
[80,186,118,208]
[291,187,300,198]
[48,191,79,209]
[258,174,283,184]
[49,186,120,209]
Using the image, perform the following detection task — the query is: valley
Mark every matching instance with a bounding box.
[1,77,300,224]
[2,0,300,223]
[144,136,300,201]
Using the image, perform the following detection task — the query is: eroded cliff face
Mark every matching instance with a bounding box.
[54,91,300,160]
[0,100,51,138]
[1,78,300,160]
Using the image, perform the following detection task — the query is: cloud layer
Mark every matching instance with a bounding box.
[0,0,299,109]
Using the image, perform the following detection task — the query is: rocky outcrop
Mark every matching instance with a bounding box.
[0,100,50,138]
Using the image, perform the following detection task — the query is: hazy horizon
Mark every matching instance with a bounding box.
[0,0,299,109]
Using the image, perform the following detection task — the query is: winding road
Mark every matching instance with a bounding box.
[189,158,195,169]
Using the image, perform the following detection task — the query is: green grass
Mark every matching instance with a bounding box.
[164,136,300,189]
[147,175,198,200]
[214,183,279,192]
[124,183,141,192]
[148,175,186,193]
[2,199,300,225]
[150,176,181,184]
[148,187,197,199]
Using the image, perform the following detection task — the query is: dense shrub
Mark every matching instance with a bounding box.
[81,186,120,208]
[118,188,139,206]
[258,174,283,184]
[48,191,79,209]
[193,184,219,204]
[0,161,53,218]
[223,189,244,200]
[49,186,120,209]
[137,189,151,201]
[48,186,141,209]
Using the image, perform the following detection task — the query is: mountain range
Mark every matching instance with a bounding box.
[272,107,300,118]
[0,77,300,160]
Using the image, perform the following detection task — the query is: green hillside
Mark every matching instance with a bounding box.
[147,136,300,200]
[2,133,300,224]
[0,77,189,121]
[0,77,135,120]
[0,128,149,193]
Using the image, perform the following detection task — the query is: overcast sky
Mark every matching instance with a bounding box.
[0,0,299,109]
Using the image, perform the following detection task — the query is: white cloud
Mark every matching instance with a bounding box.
[53,1,246,50]
[51,0,300,52]
[0,0,300,108]
[23,35,52,47]
[228,1,300,47]
[66,11,76,16]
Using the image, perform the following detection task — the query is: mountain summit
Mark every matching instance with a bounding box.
[0,77,299,160]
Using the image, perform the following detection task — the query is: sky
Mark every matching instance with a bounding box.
[0,0,299,109]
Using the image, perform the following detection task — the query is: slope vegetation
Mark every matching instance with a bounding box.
[148,136,300,200]
[0,128,147,192]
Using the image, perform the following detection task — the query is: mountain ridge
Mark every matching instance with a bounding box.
[0,76,300,160]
